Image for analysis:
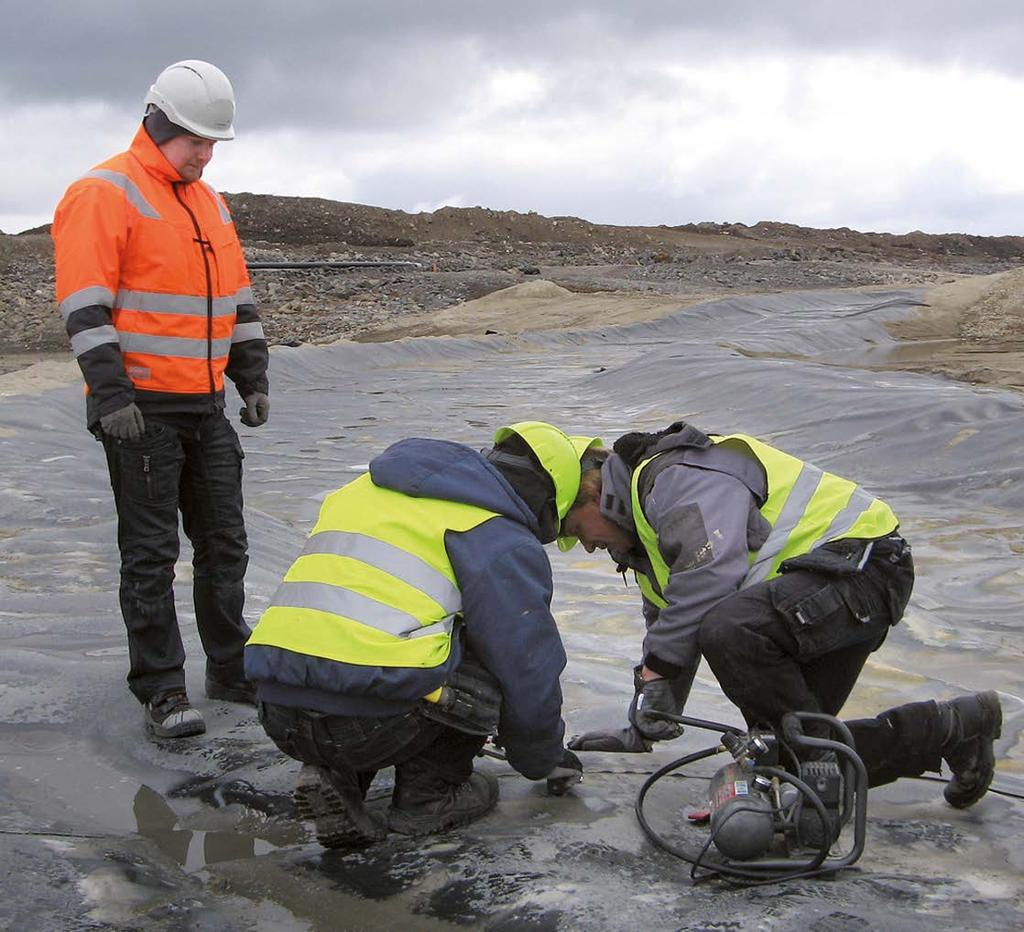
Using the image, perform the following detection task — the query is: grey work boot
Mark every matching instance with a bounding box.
[293,765,385,849]
[144,690,206,739]
[387,770,499,837]
[939,691,1002,809]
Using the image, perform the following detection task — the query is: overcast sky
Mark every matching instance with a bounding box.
[3,1,1023,236]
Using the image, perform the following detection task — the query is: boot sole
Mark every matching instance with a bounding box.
[145,717,206,739]
[294,769,384,849]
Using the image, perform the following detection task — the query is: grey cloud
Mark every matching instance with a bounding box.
[5,1,1024,132]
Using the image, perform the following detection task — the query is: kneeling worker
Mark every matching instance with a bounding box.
[245,422,589,846]
[564,421,1001,809]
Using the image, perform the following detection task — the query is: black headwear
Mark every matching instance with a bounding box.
[612,420,712,469]
[486,436,560,543]
[143,106,190,145]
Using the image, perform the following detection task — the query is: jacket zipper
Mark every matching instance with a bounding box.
[173,183,215,398]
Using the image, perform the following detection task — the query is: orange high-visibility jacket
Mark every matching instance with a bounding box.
[53,125,268,426]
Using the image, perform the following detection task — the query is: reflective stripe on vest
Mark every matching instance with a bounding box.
[246,474,499,668]
[630,433,899,606]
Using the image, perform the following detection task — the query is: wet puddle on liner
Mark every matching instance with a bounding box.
[132,783,285,870]
[1,728,291,870]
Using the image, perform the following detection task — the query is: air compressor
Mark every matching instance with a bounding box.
[636,710,868,883]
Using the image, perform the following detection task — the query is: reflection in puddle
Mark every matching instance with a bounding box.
[133,784,280,870]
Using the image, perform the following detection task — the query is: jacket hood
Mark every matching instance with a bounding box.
[129,123,188,184]
[599,453,637,535]
[369,438,540,534]
[601,421,715,532]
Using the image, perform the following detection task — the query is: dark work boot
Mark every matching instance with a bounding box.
[939,691,1002,809]
[388,770,499,837]
[293,765,386,849]
[205,673,257,706]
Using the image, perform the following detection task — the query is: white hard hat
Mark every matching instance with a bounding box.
[144,60,236,140]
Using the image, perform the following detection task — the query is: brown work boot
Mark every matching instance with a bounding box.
[387,770,499,837]
[293,765,385,849]
[939,691,1002,809]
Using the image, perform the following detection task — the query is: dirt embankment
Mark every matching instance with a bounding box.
[3,195,1022,389]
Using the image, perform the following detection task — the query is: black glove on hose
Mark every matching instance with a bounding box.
[240,392,270,427]
[567,726,652,753]
[100,403,145,441]
[545,748,583,796]
[629,676,684,741]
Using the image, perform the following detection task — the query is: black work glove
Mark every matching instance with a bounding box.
[100,403,145,441]
[544,748,583,796]
[240,392,270,427]
[567,726,652,753]
[629,676,684,741]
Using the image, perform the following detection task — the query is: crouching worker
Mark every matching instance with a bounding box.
[564,421,1002,808]
[244,422,588,847]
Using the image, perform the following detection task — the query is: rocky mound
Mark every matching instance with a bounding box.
[4,194,1023,363]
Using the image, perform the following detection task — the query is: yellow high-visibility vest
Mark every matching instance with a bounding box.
[631,433,899,608]
[247,474,499,668]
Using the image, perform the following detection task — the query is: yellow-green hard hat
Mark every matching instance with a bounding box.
[557,435,604,551]
[493,421,583,522]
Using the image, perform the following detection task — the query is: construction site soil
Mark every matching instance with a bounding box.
[2,193,1022,390]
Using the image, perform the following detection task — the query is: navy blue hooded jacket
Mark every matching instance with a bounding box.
[246,437,567,780]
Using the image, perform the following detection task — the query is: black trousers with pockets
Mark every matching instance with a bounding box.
[101,411,251,703]
[698,542,943,786]
[258,702,486,804]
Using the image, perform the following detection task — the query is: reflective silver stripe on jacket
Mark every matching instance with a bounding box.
[70,325,119,357]
[60,285,116,322]
[272,580,458,640]
[200,182,232,223]
[114,290,238,318]
[82,170,161,219]
[236,286,254,305]
[231,322,265,343]
[118,332,231,358]
[303,530,462,614]
[742,463,824,588]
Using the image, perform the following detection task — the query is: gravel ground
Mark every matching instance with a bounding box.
[3,202,1022,382]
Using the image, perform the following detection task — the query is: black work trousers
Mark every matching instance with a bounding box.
[101,411,251,703]
[697,542,943,787]
[259,701,486,806]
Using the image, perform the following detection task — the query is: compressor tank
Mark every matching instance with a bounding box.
[708,762,775,860]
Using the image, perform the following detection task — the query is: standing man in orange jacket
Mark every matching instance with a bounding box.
[52,60,270,739]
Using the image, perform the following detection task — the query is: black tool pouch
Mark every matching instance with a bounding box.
[771,581,856,657]
[418,655,502,736]
[779,539,873,578]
